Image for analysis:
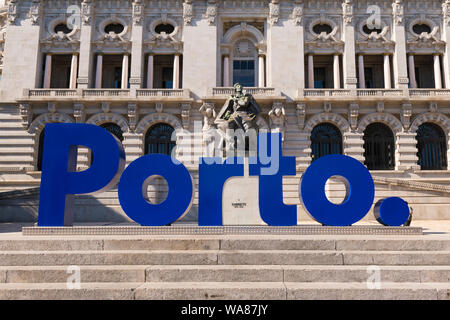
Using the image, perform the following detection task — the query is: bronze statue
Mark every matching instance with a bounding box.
[215,83,261,132]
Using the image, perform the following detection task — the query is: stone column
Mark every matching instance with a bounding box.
[434,54,443,89]
[147,54,154,89]
[333,54,340,89]
[258,55,265,87]
[43,54,52,88]
[121,54,129,89]
[223,55,230,87]
[308,54,314,89]
[95,54,103,89]
[173,54,180,89]
[69,54,78,89]
[358,55,365,89]
[384,54,392,89]
[408,54,417,88]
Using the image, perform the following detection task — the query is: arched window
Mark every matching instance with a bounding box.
[145,123,176,155]
[232,39,257,87]
[310,123,343,161]
[37,129,45,171]
[416,123,447,170]
[100,123,124,142]
[90,123,124,165]
[363,123,395,170]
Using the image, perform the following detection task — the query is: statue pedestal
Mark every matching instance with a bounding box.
[222,158,266,226]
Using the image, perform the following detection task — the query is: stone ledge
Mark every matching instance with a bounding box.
[22,225,423,236]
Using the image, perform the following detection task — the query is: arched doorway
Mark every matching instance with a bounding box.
[363,123,395,170]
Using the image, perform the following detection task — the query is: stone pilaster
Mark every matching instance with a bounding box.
[342,0,358,89]
[392,0,409,89]
[129,0,144,89]
[396,131,420,170]
[77,0,94,88]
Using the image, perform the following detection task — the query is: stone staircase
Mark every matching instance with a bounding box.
[0,235,448,300]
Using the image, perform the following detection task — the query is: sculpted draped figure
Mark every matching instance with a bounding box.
[215,83,261,132]
[215,83,262,155]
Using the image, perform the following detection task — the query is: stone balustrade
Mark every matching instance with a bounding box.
[22,88,192,101]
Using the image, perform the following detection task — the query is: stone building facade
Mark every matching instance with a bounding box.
[1,0,450,223]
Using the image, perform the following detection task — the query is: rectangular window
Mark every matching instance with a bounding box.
[162,67,173,89]
[233,60,255,87]
[314,67,326,89]
[364,67,374,88]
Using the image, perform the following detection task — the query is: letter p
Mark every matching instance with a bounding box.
[38,123,125,226]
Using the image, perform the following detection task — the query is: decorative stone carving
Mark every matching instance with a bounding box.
[269,102,286,141]
[7,0,17,25]
[269,0,280,26]
[128,103,138,131]
[429,102,438,113]
[29,0,41,26]
[73,103,86,123]
[48,102,56,114]
[132,0,144,26]
[377,101,385,113]
[296,103,306,130]
[324,102,332,113]
[342,0,353,26]
[155,103,163,113]
[181,103,191,129]
[291,0,303,26]
[183,0,194,26]
[204,0,217,26]
[81,0,93,26]
[349,103,359,130]
[392,0,404,26]
[444,0,450,26]
[101,102,110,114]
[401,103,413,130]
[19,104,32,129]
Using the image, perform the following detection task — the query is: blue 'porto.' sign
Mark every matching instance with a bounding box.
[37,123,410,227]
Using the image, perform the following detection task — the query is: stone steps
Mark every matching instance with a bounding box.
[0,250,449,266]
[0,282,447,300]
[0,235,448,299]
[0,265,448,283]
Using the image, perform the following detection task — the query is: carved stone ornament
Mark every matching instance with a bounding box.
[401,103,412,130]
[392,0,404,26]
[7,0,17,25]
[269,0,280,26]
[342,0,353,26]
[183,0,194,26]
[349,103,359,130]
[444,0,450,26]
[29,0,41,26]
[74,103,86,123]
[132,0,144,26]
[291,0,303,26]
[81,0,92,26]
[181,103,191,129]
[204,0,217,26]
[128,103,138,131]
[296,103,306,130]
[19,104,32,129]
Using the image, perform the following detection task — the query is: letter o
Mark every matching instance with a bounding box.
[374,197,410,226]
[300,155,375,226]
[118,154,193,226]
